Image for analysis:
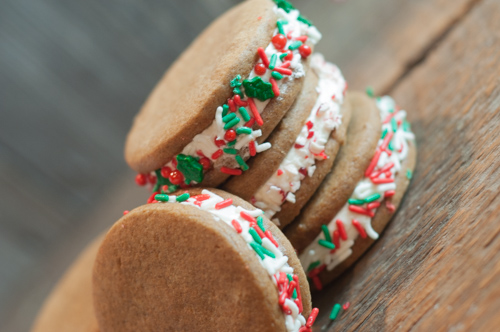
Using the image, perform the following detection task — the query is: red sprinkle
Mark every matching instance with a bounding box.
[277,169,283,176]
[307,131,314,139]
[280,60,291,68]
[233,95,248,106]
[273,66,293,75]
[196,150,206,158]
[287,280,297,297]
[343,302,350,310]
[265,230,279,247]
[240,211,257,223]
[384,190,396,198]
[245,117,256,127]
[192,194,210,201]
[365,150,382,177]
[147,191,158,204]
[135,173,147,186]
[287,31,293,39]
[299,44,312,58]
[380,131,394,150]
[168,170,184,185]
[228,99,236,112]
[367,202,381,210]
[293,275,303,313]
[349,205,375,217]
[386,201,396,212]
[199,157,211,170]
[224,129,237,141]
[215,198,233,210]
[272,33,287,50]
[306,121,313,130]
[295,35,308,42]
[254,63,267,75]
[333,230,340,249]
[283,50,293,61]
[147,173,157,184]
[306,308,320,327]
[253,224,266,239]
[231,219,242,233]
[211,149,223,160]
[269,77,280,97]
[336,219,348,240]
[257,47,270,67]
[214,137,226,147]
[220,166,242,176]
[294,143,304,149]
[248,98,264,126]
[123,210,129,215]
[371,177,394,184]
[249,141,257,157]
[352,219,367,238]
[162,185,169,192]
[160,167,171,178]
[298,167,308,177]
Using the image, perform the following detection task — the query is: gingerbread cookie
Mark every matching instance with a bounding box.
[93,189,320,331]
[296,95,417,290]
[126,0,322,190]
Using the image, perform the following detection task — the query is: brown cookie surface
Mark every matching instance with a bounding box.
[31,235,103,332]
[285,92,381,252]
[93,188,311,332]
[273,97,352,229]
[222,69,320,199]
[315,142,417,288]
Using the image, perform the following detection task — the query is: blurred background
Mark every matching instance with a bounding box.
[0,0,468,330]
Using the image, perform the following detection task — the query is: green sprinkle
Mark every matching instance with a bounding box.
[318,239,335,250]
[321,225,332,243]
[364,193,381,203]
[348,198,365,205]
[403,120,411,132]
[297,14,313,26]
[243,77,275,101]
[230,75,242,87]
[388,140,394,151]
[329,303,342,320]
[235,155,249,171]
[154,194,169,202]
[366,86,375,97]
[307,261,321,272]
[260,245,276,258]
[271,71,283,80]
[279,53,288,61]
[238,107,251,122]
[222,112,236,123]
[389,107,395,114]
[391,117,398,132]
[407,169,413,179]
[257,216,265,232]
[222,104,229,117]
[166,185,178,193]
[292,289,297,299]
[227,139,237,147]
[176,154,204,184]
[288,40,303,50]
[277,21,285,35]
[236,127,252,135]
[269,54,277,70]
[287,274,293,282]
[381,128,388,139]
[176,193,190,202]
[274,0,295,13]
[250,242,265,259]
[249,228,262,244]
[224,117,240,130]
[153,169,167,193]
[223,148,238,155]
[233,87,243,97]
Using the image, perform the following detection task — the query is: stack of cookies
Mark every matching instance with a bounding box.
[32,1,417,331]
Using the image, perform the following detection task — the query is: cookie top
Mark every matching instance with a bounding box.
[126,0,323,190]
[222,65,320,200]
[93,188,316,332]
[285,92,381,252]
[297,95,417,290]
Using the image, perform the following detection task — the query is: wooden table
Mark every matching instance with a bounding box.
[1,0,498,330]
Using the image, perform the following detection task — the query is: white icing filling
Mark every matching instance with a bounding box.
[253,54,346,223]
[164,190,307,331]
[155,6,321,184]
[299,96,415,272]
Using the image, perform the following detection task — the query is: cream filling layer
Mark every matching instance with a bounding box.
[159,7,322,182]
[253,54,346,224]
[163,190,308,332]
[299,96,415,272]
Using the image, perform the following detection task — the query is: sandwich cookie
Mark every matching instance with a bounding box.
[297,95,417,290]
[93,189,321,332]
[241,54,350,228]
[126,0,322,192]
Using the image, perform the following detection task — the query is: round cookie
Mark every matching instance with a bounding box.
[31,235,103,332]
[126,0,323,189]
[222,64,320,200]
[297,95,417,290]
[93,188,319,332]
[246,54,351,229]
[285,91,381,252]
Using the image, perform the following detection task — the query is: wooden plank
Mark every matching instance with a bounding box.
[296,0,479,93]
[313,0,500,330]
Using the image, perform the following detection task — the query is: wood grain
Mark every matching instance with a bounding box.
[313,0,500,330]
